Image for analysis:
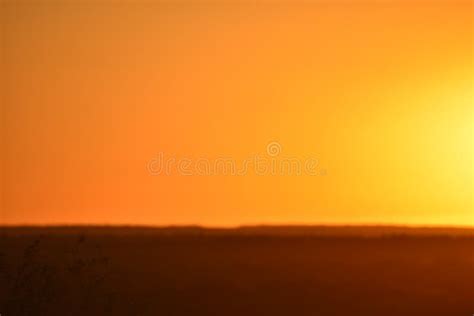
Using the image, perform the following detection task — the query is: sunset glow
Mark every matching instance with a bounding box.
[2,0,473,226]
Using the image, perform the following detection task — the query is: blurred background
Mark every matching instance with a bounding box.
[2,0,473,226]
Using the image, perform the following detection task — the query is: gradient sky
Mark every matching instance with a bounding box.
[2,0,473,226]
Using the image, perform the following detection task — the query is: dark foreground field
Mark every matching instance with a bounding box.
[0,226,473,316]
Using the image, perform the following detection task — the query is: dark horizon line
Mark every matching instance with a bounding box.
[1,223,473,229]
[2,223,473,235]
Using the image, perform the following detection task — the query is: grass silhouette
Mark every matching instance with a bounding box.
[0,226,472,315]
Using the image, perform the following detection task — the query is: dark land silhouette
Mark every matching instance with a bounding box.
[0,225,473,315]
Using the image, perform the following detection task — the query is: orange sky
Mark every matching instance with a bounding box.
[2,0,473,226]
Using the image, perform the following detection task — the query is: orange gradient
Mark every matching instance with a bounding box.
[1,0,473,226]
